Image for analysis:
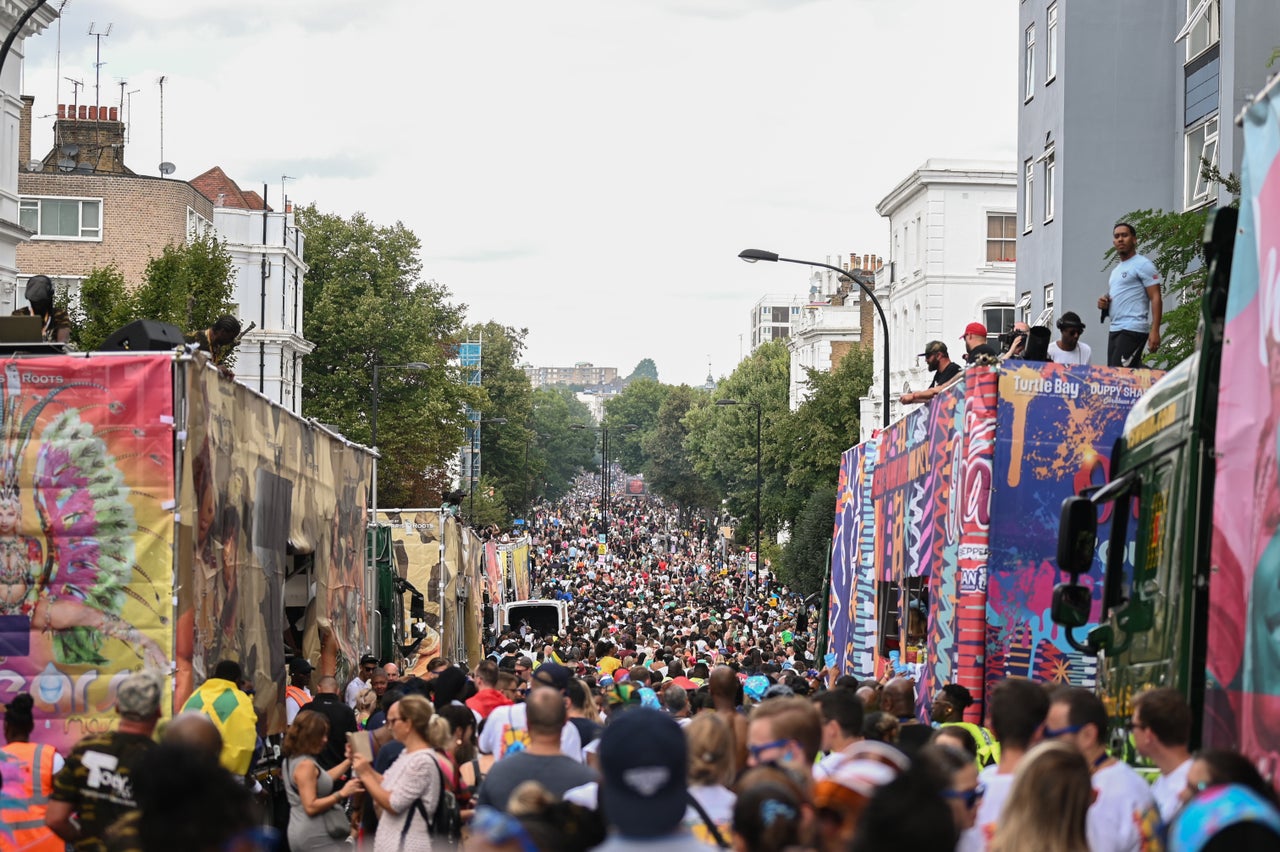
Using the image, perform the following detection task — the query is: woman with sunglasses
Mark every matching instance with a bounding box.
[351,695,442,852]
[1178,749,1279,811]
[917,743,984,839]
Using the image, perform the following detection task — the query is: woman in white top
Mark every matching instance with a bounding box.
[683,713,737,846]
[353,694,443,852]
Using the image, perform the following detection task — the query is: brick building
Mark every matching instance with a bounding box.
[8,99,214,312]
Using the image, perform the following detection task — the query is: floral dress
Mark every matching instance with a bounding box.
[374,748,442,852]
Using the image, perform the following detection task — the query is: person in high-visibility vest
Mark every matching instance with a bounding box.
[1,693,64,852]
[285,658,314,725]
[931,683,1001,768]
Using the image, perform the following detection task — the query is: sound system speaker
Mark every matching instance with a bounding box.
[100,319,186,352]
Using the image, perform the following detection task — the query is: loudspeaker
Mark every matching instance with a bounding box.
[100,319,185,352]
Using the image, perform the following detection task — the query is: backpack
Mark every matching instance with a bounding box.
[401,754,462,849]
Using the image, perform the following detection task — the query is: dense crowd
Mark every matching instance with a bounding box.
[3,483,1279,852]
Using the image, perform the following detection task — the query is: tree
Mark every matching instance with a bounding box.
[298,204,475,507]
[780,485,838,596]
[67,237,236,352]
[1112,163,1239,367]
[527,387,599,506]
[642,384,717,522]
[469,322,534,522]
[626,358,659,383]
[603,377,669,473]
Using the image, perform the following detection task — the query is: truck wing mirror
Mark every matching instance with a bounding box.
[1051,583,1092,629]
[1057,496,1097,577]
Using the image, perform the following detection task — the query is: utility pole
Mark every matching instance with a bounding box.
[87,22,112,112]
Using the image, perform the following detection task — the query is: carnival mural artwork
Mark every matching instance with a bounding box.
[0,355,175,754]
[829,441,877,679]
[1207,79,1280,777]
[381,510,444,676]
[987,362,1158,697]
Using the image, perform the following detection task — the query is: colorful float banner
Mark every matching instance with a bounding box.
[380,510,445,677]
[986,363,1158,697]
[0,354,176,755]
[1207,77,1280,776]
[829,440,878,678]
[180,356,371,735]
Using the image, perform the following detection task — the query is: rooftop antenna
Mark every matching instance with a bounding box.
[87,22,112,113]
[157,75,166,170]
[281,174,296,213]
[116,77,126,110]
[124,87,138,143]
[54,1,72,111]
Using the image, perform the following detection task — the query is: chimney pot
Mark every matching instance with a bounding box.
[78,105,87,119]
[108,107,118,121]
[57,104,65,119]
[90,106,98,120]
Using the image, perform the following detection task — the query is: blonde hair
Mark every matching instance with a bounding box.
[355,688,377,716]
[427,714,453,750]
[686,712,735,787]
[397,695,435,741]
[991,741,1091,852]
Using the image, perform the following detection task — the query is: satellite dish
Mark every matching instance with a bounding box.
[25,160,42,172]
[57,158,75,172]
[61,144,79,157]
[158,161,175,176]
[75,161,94,174]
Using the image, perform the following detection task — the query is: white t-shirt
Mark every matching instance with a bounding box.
[683,784,735,845]
[1150,757,1192,822]
[344,676,369,708]
[965,765,1015,852]
[1049,340,1093,366]
[1088,760,1161,852]
[478,702,584,763]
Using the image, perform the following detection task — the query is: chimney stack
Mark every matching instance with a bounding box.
[19,95,33,169]
[46,102,133,175]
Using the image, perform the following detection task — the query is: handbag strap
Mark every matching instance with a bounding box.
[399,753,447,851]
[686,791,730,849]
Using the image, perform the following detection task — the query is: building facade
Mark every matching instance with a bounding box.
[1016,0,1279,361]
[523,362,618,388]
[191,167,313,414]
[0,3,57,303]
[859,160,1017,439]
[749,293,808,351]
[787,254,880,411]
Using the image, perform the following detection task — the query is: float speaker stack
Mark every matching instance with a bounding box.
[100,319,185,352]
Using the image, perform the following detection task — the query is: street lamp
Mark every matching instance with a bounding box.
[739,249,891,427]
[468,417,508,524]
[523,432,551,511]
[716,399,761,602]
[571,422,637,529]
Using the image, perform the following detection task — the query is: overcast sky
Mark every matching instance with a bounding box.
[23,0,1017,387]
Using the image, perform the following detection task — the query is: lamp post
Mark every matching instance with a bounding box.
[739,249,891,427]
[716,399,761,602]
[571,423,637,530]
[468,417,508,524]
[523,432,551,511]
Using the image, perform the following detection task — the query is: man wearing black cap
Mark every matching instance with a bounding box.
[594,707,706,850]
[346,654,379,708]
[13,275,71,343]
[285,658,314,724]
[1049,311,1093,365]
[900,341,960,406]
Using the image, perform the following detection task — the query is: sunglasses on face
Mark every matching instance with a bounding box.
[943,783,986,809]
[747,738,794,762]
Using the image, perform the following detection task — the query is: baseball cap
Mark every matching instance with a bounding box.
[599,708,688,838]
[290,658,314,675]
[116,669,163,721]
[359,654,378,667]
[960,322,987,339]
[531,662,572,692]
[918,340,947,358]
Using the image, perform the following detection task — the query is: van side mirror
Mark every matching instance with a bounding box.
[1057,496,1097,576]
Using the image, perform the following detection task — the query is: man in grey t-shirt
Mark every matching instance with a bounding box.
[474,683,597,811]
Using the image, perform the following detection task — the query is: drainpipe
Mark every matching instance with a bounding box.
[260,183,268,394]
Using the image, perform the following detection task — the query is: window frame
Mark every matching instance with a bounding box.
[1024,23,1036,102]
[1023,158,1035,234]
[982,304,1016,348]
[1179,0,1220,63]
[986,212,1018,264]
[1046,3,1058,83]
[1043,146,1056,223]
[19,195,103,241]
[1184,115,1219,210]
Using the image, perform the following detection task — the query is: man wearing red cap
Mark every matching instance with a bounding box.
[960,322,999,364]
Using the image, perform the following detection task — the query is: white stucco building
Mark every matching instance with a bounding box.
[192,167,314,413]
[859,160,1017,439]
[749,293,808,351]
[0,2,58,305]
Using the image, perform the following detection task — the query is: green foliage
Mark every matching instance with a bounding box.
[69,238,236,353]
[604,378,670,473]
[527,388,600,506]
[468,321,535,522]
[297,204,475,508]
[642,384,717,521]
[467,476,511,529]
[780,485,838,596]
[626,358,659,382]
[1112,163,1239,368]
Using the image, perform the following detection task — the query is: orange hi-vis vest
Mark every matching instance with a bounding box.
[286,686,312,709]
[0,741,63,852]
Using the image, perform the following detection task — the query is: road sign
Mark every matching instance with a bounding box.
[749,551,757,567]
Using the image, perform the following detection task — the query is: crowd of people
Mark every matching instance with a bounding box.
[2,485,1278,851]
